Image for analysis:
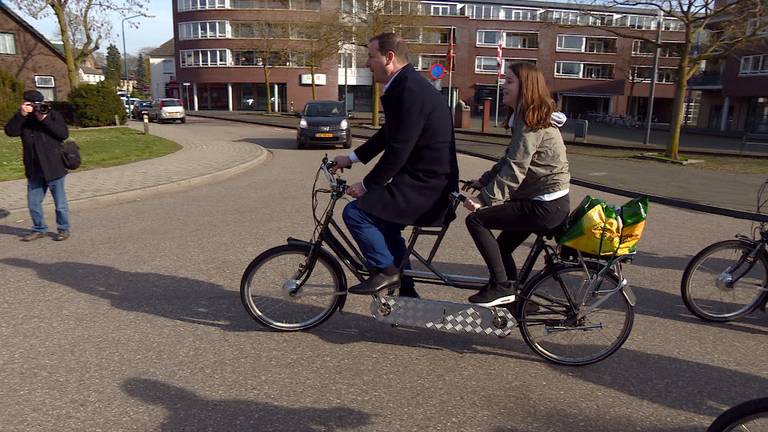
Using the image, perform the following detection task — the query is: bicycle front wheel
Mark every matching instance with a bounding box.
[681,239,768,322]
[708,397,768,432]
[240,243,346,331]
[518,264,634,366]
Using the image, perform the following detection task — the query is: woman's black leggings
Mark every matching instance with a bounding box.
[465,196,570,283]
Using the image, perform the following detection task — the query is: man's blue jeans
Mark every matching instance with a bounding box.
[342,201,413,289]
[27,175,70,233]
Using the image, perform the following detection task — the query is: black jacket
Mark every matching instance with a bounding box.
[4,110,69,181]
[355,64,459,227]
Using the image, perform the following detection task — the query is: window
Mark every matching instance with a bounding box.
[162,59,174,73]
[179,21,229,39]
[632,66,678,83]
[34,76,55,101]
[476,30,501,46]
[626,15,657,30]
[475,56,500,73]
[422,27,451,44]
[584,13,614,26]
[504,32,538,49]
[663,18,684,31]
[555,61,581,77]
[178,0,227,11]
[471,4,500,19]
[557,35,584,51]
[179,49,230,67]
[549,10,581,25]
[740,54,768,75]
[0,33,16,54]
[417,54,448,70]
[502,8,539,21]
[555,62,613,79]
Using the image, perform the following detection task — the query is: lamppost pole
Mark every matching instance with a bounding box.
[122,14,144,87]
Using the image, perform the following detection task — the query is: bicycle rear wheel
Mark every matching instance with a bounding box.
[240,243,346,331]
[518,264,634,366]
[708,397,768,432]
[681,239,768,322]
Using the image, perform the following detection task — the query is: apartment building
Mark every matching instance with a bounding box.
[173,0,685,121]
[689,14,768,134]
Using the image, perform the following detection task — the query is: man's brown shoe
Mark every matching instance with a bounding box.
[21,231,46,242]
[53,230,70,241]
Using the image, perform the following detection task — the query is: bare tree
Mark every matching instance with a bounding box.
[304,12,346,100]
[581,0,768,159]
[341,0,426,127]
[10,0,149,88]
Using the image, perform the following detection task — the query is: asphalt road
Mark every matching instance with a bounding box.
[1,118,766,431]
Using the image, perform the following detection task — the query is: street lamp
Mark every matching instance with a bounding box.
[121,14,154,88]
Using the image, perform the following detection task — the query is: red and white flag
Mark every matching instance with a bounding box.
[446,27,455,72]
[496,33,504,78]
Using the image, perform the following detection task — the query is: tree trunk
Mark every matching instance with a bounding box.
[310,65,317,100]
[371,83,380,127]
[667,72,688,160]
[263,66,272,114]
[51,4,79,88]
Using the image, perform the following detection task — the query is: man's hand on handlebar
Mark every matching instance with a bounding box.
[460,179,483,192]
[347,182,366,198]
[331,155,352,174]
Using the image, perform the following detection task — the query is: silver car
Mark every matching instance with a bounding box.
[148,98,186,124]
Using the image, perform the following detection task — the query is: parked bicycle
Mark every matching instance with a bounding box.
[708,397,768,432]
[681,180,768,322]
[240,157,637,366]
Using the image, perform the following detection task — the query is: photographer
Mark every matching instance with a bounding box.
[4,90,71,242]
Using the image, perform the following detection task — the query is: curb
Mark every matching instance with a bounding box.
[188,113,766,221]
[0,147,270,222]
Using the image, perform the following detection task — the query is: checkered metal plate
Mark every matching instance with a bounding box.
[370,296,517,337]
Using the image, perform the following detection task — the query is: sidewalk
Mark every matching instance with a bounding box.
[0,122,268,216]
[190,110,767,220]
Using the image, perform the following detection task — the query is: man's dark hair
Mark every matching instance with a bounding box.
[369,32,409,63]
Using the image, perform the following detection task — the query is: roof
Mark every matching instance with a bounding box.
[80,65,103,75]
[0,2,66,61]
[463,0,662,16]
[149,39,175,57]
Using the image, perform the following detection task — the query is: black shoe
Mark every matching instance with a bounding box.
[348,272,401,295]
[53,230,70,241]
[21,231,46,242]
[469,282,516,307]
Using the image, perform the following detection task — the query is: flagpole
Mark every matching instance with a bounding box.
[447,26,454,110]
[494,31,502,127]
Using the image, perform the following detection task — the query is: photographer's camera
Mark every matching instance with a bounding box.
[33,102,51,115]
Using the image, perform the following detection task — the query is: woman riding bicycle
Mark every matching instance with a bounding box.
[463,62,571,307]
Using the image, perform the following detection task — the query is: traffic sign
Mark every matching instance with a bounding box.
[429,63,445,80]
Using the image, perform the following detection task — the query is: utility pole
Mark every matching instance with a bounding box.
[643,10,663,145]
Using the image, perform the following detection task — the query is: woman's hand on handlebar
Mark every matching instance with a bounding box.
[463,196,483,212]
[461,179,483,192]
[331,155,352,174]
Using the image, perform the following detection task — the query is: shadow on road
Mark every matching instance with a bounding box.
[557,347,768,417]
[0,258,257,332]
[122,377,372,431]
[0,224,34,238]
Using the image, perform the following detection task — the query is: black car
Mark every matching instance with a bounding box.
[131,100,153,120]
[296,101,352,149]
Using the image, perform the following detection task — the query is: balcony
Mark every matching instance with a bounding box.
[688,72,722,89]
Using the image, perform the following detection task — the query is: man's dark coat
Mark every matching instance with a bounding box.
[5,110,69,181]
[354,64,459,227]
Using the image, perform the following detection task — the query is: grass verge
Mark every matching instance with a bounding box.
[0,127,180,181]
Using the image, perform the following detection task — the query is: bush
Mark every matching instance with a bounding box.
[49,101,76,125]
[0,67,24,126]
[69,81,126,127]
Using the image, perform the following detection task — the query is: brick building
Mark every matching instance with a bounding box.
[0,2,70,101]
[173,0,685,121]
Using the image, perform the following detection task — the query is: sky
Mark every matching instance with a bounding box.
[5,0,173,56]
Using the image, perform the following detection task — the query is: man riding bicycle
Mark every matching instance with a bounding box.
[333,32,458,296]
